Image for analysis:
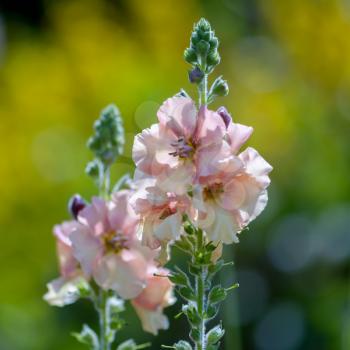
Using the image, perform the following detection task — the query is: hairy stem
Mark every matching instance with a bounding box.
[98,169,111,350]
[99,289,110,350]
[195,229,207,350]
[199,74,208,106]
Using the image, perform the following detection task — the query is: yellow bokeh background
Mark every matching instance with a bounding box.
[1,0,350,349]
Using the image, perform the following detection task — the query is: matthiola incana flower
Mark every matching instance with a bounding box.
[130,18,272,350]
[70,190,152,299]
[133,96,227,181]
[132,97,272,249]
[45,103,174,350]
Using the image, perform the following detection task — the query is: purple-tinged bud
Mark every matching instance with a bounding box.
[68,194,86,219]
[217,106,232,129]
[188,67,204,84]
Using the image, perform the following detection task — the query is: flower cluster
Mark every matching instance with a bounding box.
[132,97,272,256]
[44,189,174,336]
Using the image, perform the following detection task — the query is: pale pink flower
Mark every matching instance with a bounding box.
[44,221,90,307]
[132,96,227,180]
[195,147,272,243]
[130,175,193,254]
[131,266,175,335]
[70,190,151,299]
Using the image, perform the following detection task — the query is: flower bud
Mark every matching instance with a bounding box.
[85,159,100,180]
[197,40,210,56]
[87,104,125,166]
[188,67,204,84]
[207,51,220,67]
[184,18,220,73]
[217,106,232,128]
[208,76,229,103]
[196,18,211,32]
[184,48,197,65]
[68,194,86,219]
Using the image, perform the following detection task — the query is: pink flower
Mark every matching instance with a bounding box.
[44,221,90,307]
[131,266,175,335]
[132,96,226,180]
[195,147,272,243]
[132,97,272,250]
[130,175,193,256]
[70,190,152,299]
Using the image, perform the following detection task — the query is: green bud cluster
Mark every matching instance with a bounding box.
[163,222,238,350]
[184,18,220,74]
[87,104,125,167]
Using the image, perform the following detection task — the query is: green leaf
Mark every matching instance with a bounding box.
[169,266,192,288]
[174,340,193,350]
[190,328,200,342]
[72,324,99,350]
[205,304,219,320]
[184,304,201,326]
[208,286,227,304]
[178,286,196,301]
[117,339,151,350]
[206,324,225,345]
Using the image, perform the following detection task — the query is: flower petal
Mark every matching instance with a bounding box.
[93,249,148,299]
[133,124,177,176]
[157,97,197,139]
[227,122,253,154]
[70,226,102,277]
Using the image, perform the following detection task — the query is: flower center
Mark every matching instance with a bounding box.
[203,182,224,201]
[159,201,177,220]
[103,231,128,253]
[169,137,194,159]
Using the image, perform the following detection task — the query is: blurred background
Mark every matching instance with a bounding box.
[0,0,350,349]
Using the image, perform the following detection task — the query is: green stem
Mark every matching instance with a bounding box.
[98,168,111,350]
[99,289,110,350]
[195,229,207,350]
[199,74,208,106]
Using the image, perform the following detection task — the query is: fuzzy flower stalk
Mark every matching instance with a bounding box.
[44,106,174,350]
[132,18,272,350]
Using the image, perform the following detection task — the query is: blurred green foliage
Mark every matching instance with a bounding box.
[0,0,350,349]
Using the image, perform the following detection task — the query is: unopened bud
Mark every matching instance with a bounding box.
[184,48,197,65]
[217,106,232,128]
[208,76,229,104]
[188,67,204,84]
[68,194,86,219]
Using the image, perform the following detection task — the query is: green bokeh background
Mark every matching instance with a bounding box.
[1,0,350,349]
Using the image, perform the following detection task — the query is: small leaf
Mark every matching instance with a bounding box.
[72,324,99,350]
[205,304,219,320]
[184,305,201,326]
[169,266,191,288]
[117,339,151,350]
[188,263,201,276]
[208,286,227,304]
[178,286,196,301]
[174,340,193,350]
[190,328,200,342]
[206,324,225,345]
